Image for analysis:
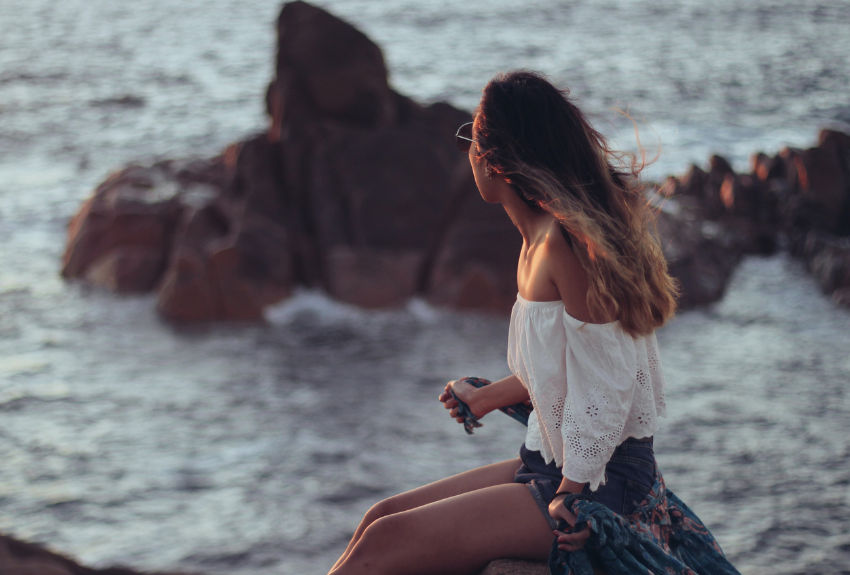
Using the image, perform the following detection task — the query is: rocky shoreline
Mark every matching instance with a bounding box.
[60,1,850,320]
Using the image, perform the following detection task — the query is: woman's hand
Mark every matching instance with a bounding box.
[548,493,592,552]
[438,379,481,423]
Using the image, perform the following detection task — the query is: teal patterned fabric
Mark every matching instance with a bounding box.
[549,464,741,575]
[449,376,533,434]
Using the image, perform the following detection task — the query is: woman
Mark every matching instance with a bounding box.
[328,71,737,575]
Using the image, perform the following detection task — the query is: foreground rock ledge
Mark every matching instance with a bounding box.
[480,558,548,574]
[481,558,606,574]
[61,0,850,320]
[0,536,580,575]
[0,534,194,575]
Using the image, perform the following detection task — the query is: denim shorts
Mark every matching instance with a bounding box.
[514,437,656,529]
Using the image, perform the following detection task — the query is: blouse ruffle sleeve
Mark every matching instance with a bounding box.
[560,313,638,491]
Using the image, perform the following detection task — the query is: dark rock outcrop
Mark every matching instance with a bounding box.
[801,231,850,305]
[650,125,850,308]
[654,210,741,308]
[0,534,195,575]
[62,0,518,319]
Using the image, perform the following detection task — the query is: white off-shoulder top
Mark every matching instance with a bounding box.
[507,293,667,491]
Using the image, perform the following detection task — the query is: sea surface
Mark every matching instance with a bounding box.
[0,1,849,574]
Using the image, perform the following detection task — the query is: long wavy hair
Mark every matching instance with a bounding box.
[474,70,678,337]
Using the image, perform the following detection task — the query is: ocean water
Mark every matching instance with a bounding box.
[0,1,849,574]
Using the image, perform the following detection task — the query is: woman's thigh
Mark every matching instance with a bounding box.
[331,458,523,572]
[336,483,554,575]
[378,458,521,516]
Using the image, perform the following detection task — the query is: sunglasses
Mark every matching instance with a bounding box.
[455,122,477,153]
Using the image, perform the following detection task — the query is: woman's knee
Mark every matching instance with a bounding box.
[348,514,407,564]
[371,491,414,519]
[361,496,401,530]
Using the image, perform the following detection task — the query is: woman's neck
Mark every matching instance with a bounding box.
[500,189,555,244]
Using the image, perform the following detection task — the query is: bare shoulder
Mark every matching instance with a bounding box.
[541,224,593,322]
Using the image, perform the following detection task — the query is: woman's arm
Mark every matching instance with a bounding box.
[438,374,529,421]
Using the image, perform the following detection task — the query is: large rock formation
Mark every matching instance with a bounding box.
[61,1,850,318]
[63,1,520,319]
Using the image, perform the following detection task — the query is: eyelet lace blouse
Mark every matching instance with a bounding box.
[508,293,667,491]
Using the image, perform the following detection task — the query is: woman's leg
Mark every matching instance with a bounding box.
[331,458,520,571]
[330,482,553,575]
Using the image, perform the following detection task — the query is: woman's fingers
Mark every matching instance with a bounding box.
[553,525,591,551]
[439,382,459,408]
[440,381,467,424]
[438,389,458,409]
[556,529,589,543]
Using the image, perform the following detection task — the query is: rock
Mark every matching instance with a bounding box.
[802,231,850,297]
[157,246,222,322]
[778,146,803,193]
[63,0,484,320]
[479,558,548,575]
[266,1,491,311]
[833,287,850,308]
[655,207,741,308]
[84,247,170,292]
[270,0,397,129]
[324,246,422,308]
[308,107,471,307]
[811,247,850,294]
[715,215,778,256]
[265,1,510,312]
[658,176,680,198]
[793,146,848,234]
[703,155,735,219]
[0,534,194,575]
[156,135,296,321]
[61,164,186,292]
[425,166,522,313]
[719,173,760,218]
[776,132,850,252]
[479,558,604,575]
[666,159,734,221]
[156,206,293,322]
[750,152,784,182]
[678,164,708,199]
[815,128,850,235]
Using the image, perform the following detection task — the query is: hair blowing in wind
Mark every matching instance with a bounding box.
[474,70,679,337]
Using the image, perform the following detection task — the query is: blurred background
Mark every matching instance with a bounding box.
[1,1,849,574]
